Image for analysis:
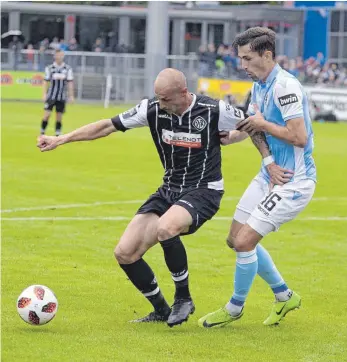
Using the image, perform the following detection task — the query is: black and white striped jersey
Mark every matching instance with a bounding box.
[44,62,73,102]
[112,94,244,192]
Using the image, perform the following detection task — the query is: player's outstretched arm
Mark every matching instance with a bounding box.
[219,130,249,145]
[37,119,116,152]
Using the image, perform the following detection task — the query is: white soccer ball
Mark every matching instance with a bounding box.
[17,285,58,325]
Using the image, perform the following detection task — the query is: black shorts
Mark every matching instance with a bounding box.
[44,100,66,113]
[137,186,224,235]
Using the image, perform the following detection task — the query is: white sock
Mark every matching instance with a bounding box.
[275,289,293,302]
[225,301,243,317]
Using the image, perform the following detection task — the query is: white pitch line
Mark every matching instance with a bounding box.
[0,200,144,214]
[1,216,346,221]
[1,196,347,214]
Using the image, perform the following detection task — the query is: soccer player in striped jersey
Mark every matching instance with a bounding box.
[41,50,74,136]
[37,68,287,327]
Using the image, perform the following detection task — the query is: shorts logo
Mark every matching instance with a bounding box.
[292,191,302,200]
[278,93,298,106]
[178,200,194,208]
[192,116,207,131]
[162,129,201,148]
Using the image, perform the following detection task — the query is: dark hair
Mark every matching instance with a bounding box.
[232,27,276,59]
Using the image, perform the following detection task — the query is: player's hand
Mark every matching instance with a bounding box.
[42,94,47,102]
[236,104,267,134]
[267,162,294,186]
[37,135,60,152]
[219,131,232,145]
[68,96,74,104]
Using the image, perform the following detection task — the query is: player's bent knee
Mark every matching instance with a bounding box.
[226,237,235,249]
[157,222,181,241]
[114,244,140,264]
[233,237,252,252]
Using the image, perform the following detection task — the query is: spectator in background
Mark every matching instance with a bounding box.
[206,43,217,77]
[92,37,104,73]
[9,36,23,71]
[93,37,104,52]
[49,37,60,51]
[288,59,299,78]
[197,45,209,77]
[59,39,69,51]
[27,44,35,70]
[68,38,79,51]
[68,38,79,69]
[220,45,232,76]
[316,52,325,67]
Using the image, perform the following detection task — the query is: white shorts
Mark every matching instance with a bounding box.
[234,174,316,236]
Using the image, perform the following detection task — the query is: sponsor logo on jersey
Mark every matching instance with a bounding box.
[52,73,67,80]
[234,108,243,118]
[162,129,202,148]
[158,113,172,120]
[192,116,207,131]
[197,102,216,107]
[278,93,298,106]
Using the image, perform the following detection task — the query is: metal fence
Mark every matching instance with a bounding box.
[1,49,199,103]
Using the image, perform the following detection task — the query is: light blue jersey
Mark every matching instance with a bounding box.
[248,64,316,184]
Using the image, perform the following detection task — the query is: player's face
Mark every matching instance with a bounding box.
[156,89,185,115]
[238,44,270,82]
[54,51,65,64]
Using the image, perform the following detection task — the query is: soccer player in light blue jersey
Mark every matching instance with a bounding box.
[199,27,316,328]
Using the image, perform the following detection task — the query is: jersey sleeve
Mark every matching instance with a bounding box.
[218,100,245,131]
[67,67,74,81]
[111,99,148,132]
[44,66,51,81]
[273,79,304,122]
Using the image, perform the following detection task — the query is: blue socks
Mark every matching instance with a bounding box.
[227,244,292,316]
[226,250,258,316]
[256,244,292,301]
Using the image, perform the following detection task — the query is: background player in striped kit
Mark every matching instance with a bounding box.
[41,50,74,136]
[37,68,288,328]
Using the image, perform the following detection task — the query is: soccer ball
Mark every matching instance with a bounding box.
[17,285,58,325]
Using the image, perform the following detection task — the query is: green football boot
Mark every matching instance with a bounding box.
[198,307,243,329]
[263,291,301,326]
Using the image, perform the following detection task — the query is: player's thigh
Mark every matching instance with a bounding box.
[233,174,268,225]
[174,188,224,235]
[116,213,159,260]
[248,179,316,237]
[55,101,66,114]
[158,205,193,236]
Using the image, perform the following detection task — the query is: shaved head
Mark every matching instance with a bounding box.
[154,68,191,115]
[154,68,187,94]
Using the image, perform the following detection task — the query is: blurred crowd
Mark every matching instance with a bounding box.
[197,44,347,86]
[7,36,347,87]
[7,35,133,71]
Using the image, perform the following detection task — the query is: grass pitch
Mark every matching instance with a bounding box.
[2,101,347,361]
